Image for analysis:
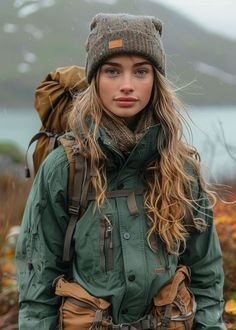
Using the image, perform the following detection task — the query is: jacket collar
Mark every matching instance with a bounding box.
[96,122,161,170]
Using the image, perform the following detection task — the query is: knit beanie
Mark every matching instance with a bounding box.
[85,13,166,83]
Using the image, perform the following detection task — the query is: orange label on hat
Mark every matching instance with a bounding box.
[109,39,123,49]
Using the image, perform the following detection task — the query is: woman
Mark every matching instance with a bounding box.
[16,13,226,329]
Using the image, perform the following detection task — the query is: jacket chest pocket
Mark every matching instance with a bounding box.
[99,215,114,273]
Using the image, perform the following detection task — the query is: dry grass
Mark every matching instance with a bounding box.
[0,175,32,256]
[0,174,32,328]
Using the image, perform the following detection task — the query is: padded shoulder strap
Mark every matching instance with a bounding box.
[59,137,90,262]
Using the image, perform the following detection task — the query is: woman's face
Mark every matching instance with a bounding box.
[98,55,154,119]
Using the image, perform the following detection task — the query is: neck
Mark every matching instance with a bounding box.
[122,113,142,131]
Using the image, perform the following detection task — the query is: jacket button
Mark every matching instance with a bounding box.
[123,232,130,240]
[122,308,128,314]
[28,262,33,271]
[128,274,136,282]
[117,183,124,189]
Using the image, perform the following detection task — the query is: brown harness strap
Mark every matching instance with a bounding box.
[160,303,172,330]
[24,130,61,178]
[87,187,144,200]
[48,134,58,153]
[80,156,90,209]
[127,191,139,215]
[60,138,145,262]
[108,314,157,329]
[88,188,143,217]
[60,138,88,262]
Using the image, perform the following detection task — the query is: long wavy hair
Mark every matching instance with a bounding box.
[69,65,216,254]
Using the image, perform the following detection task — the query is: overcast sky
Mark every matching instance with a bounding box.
[152,0,236,40]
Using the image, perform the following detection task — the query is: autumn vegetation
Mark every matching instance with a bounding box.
[0,168,236,328]
[214,181,236,329]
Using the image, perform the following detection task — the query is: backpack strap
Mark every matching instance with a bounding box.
[59,137,90,262]
[24,130,63,178]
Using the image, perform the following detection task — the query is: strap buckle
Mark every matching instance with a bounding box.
[68,201,81,216]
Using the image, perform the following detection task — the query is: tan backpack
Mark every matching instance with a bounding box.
[25,65,88,176]
[25,65,89,262]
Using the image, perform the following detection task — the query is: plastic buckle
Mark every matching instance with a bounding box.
[68,204,80,216]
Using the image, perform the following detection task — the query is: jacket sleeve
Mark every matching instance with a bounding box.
[179,189,227,330]
[15,147,70,330]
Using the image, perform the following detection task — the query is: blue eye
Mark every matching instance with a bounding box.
[104,67,120,77]
[135,68,148,77]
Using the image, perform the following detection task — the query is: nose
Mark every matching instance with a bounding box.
[120,73,134,94]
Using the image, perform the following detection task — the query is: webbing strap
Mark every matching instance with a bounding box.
[24,130,60,178]
[108,314,157,329]
[63,156,85,262]
[127,191,139,215]
[48,135,58,153]
[160,304,172,330]
[61,139,88,262]
[62,214,78,262]
[71,153,85,203]
[87,187,144,200]
[80,156,90,209]
[110,326,137,330]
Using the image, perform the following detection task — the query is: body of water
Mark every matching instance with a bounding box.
[0,106,235,179]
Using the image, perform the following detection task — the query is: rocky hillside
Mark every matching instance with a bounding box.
[1,0,236,107]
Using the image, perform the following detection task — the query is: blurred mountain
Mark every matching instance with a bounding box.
[1,0,236,108]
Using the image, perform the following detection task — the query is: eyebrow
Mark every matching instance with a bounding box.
[103,61,152,67]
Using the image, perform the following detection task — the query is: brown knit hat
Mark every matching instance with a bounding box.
[85,13,166,83]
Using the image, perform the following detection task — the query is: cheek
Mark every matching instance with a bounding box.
[98,80,113,104]
[142,82,153,104]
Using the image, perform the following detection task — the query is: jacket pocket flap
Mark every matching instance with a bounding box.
[153,266,190,306]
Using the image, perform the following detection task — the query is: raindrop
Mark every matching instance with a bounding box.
[23,51,37,63]
[24,24,44,40]
[41,0,56,8]
[17,62,31,73]
[17,3,39,18]
[84,0,117,3]
[14,0,38,8]
[3,23,18,33]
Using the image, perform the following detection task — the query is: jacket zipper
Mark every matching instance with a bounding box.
[100,215,113,273]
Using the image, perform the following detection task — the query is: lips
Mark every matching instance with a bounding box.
[114,97,138,107]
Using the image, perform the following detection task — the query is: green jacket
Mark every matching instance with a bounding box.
[16,124,226,329]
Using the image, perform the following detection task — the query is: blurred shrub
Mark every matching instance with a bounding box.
[214,193,236,329]
[0,175,31,255]
[0,174,32,329]
[214,195,236,300]
[0,142,24,164]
